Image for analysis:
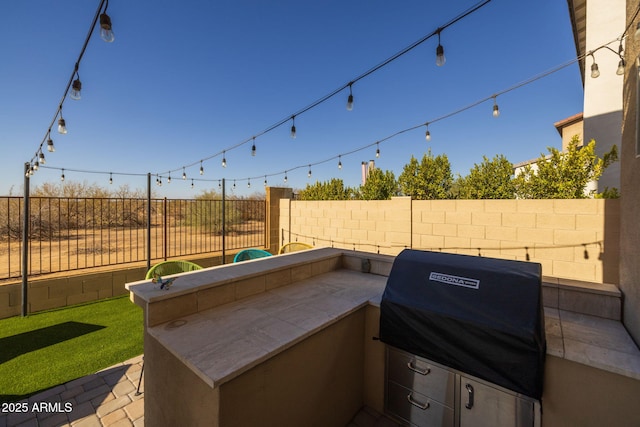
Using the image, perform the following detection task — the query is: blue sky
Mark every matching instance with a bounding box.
[0,0,586,198]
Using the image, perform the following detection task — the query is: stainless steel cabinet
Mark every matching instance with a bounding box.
[385,346,539,427]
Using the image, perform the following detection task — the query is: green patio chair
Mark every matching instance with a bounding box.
[233,248,272,263]
[278,242,313,254]
[145,260,203,280]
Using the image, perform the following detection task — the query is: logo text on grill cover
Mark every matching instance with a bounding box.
[429,272,480,289]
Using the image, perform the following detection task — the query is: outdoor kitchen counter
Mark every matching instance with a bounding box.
[147,268,386,388]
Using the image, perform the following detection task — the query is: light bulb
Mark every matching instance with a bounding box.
[264,177,267,187]
[346,94,354,111]
[47,136,55,152]
[251,143,256,156]
[218,180,222,189]
[425,129,431,141]
[492,100,500,118]
[222,153,227,168]
[182,168,186,180]
[290,124,296,139]
[38,152,45,164]
[70,78,82,100]
[200,162,204,175]
[33,162,39,171]
[617,59,626,76]
[109,173,113,185]
[29,166,35,176]
[436,44,446,67]
[376,145,380,158]
[307,166,312,178]
[284,172,288,183]
[338,157,342,169]
[191,179,194,189]
[233,180,236,189]
[247,179,251,188]
[591,61,600,78]
[167,175,171,183]
[61,170,65,181]
[100,13,115,43]
[57,117,67,134]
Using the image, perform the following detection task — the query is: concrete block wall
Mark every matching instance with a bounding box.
[280,198,620,284]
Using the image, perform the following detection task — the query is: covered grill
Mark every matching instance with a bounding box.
[380,249,545,401]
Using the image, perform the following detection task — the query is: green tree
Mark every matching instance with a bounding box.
[456,154,515,199]
[298,178,355,200]
[513,136,618,199]
[398,151,453,199]
[359,168,397,200]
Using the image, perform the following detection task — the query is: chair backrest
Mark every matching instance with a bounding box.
[278,242,313,254]
[233,248,272,263]
[145,260,203,279]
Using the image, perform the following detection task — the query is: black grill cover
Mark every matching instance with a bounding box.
[380,249,545,400]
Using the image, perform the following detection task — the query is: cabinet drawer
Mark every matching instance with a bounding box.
[387,381,454,427]
[387,347,455,408]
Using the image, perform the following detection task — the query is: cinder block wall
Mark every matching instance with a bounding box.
[279,198,620,284]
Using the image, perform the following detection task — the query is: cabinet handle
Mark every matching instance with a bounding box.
[465,383,474,409]
[407,393,430,410]
[407,361,431,375]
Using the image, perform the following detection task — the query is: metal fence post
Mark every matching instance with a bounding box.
[222,178,226,264]
[21,162,30,317]
[163,197,168,261]
[146,173,151,273]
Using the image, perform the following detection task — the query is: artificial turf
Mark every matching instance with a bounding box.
[0,295,143,403]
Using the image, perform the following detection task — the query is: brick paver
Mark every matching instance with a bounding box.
[0,356,144,427]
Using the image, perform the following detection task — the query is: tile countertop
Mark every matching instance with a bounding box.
[144,269,388,388]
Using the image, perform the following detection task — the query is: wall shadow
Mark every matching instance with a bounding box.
[0,321,105,364]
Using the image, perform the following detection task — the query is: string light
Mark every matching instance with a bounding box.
[191,179,194,189]
[167,173,171,183]
[218,180,222,189]
[284,171,288,183]
[264,176,267,187]
[251,137,256,156]
[109,172,113,184]
[222,151,227,168]
[70,67,82,100]
[233,180,236,189]
[290,116,297,139]
[375,142,380,158]
[200,161,204,175]
[307,165,312,178]
[57,110,67,134]
[492,96,500,117]
[338,156,342,169]
[589,54,600,78]
[38,151,46,165]
[436,29,446,66]
[99,0,115,43]
[47,132,55,152]
[346,83,354,111]
[182,167,186,180]
[61,169,65,182]
[425,123,431,141]
[247,178,251,188]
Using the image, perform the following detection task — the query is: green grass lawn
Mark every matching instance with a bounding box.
[0,296,143,403]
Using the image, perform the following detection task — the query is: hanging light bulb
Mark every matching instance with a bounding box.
[284,171,288,183]
[167,173,171,184]
[375,142,380,158]
[307,165,312,178]
[346,83,354,111]
[247,179,251,188]
[436,30,446,67]
[182,167,186,180]
[61,169,65,182]
[38,151,46,165]
[251,137,256,156]
[218,180,222,189]
[425,123,431,142]
[222,151,227,168]
[191,179,194,189]
[233,180,236,189]
[25,166,31,178]
[338,156,342,170]
[57,112,67,134]
[492,96,500,118]
[290,116,297,139]
[47,133,55,152]
[109,173,113,185]
[617,58,626,76]
[590,54,600,78]
[29,164,35,175]
[200,161,204,175]
[70,73,82,100]
[264,176,267,187]
[100,11,115,43]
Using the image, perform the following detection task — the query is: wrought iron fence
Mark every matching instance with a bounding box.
[0,196,266,280]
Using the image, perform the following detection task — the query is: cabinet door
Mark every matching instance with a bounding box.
[459,377,534,427]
